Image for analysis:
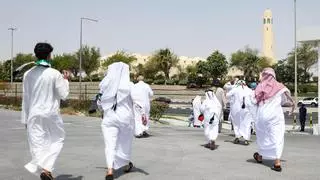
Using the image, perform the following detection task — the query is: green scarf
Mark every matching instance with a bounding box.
[35,59,51,67]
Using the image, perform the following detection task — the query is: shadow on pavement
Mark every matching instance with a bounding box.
[200,144,220,150]
[56,174,84,180]
[246,158,287,168]
[113,166,149,179]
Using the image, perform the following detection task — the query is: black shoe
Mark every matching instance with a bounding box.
[124,162,133,173]
[244,140,250,146]
[143,132,150,138]
[40,172,53,180]
[233,138,240,144]
[105,174,114,180]
[135,134,143,138]
[271,164,282,172]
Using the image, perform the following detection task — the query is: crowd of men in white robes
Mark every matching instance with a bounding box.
[21,42,294,180]
[190,68,294,172]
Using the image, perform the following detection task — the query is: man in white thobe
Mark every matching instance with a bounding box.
[131,75,153,138]
[99,62,135,180]
[192,96,202,128]
[226,80,253,145]
[215,83,226,133]
[200,90,222,150]
[22,43,70,180]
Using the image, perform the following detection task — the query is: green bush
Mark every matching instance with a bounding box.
[154,79,165,85]
[286,84,317,94]
[145,79,153,84]
[166,79,175,85]
[178,79,188,85]
[150,101,169,121]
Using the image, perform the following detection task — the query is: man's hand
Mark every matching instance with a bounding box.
[142,114,147,126]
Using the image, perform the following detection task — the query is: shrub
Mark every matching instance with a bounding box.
[154,79,165,85]
[150,101,169,121]
[178,79,188,85]
[145,79,153,84]
[166,79,175,85]
[312,76,318,82]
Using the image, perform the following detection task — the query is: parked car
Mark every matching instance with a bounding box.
[154,97,172,104]
[298,97,318,107]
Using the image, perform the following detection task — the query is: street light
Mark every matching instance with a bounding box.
[294,0,298,107]
[79,17,98,98]
[8,27,17,86]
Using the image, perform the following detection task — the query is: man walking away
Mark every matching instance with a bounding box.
[22,42,70,180]
[299,104,307,132]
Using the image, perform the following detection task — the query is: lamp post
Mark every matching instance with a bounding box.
[8,27,17,87]
[79,17,98,98]
[294,0,298,108]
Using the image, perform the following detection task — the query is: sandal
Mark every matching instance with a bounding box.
[271,164,282,172]
[244,140,250,146]
[105,174,114,180]
[124,162,133,173]
[210,141,216,150]
[40,172,54,180]
[233,138,240,144]
[253,152,262,163]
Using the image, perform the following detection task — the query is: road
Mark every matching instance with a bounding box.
[1,109,319,180]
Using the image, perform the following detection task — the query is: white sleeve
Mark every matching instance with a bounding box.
[148,86,154,97]
[55,73,69,100]
[21,78,29,124]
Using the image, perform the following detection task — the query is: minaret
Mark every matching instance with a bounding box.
[263,9,276,65]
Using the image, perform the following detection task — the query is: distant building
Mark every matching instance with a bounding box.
[263,9,276,65]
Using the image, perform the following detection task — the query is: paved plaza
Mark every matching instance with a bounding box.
[1,109,319,180]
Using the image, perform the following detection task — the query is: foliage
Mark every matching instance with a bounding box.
[149,48,179,81]
[150,101,169,121]
[287,43,318,82]
[273,59,305,83]
[204,50,228,79]
[102,51,137,69]
[0,53,36,81]
[143,59,158,80]
[75,45,101,80]
[231,47,272,80]
[52,54,78,75]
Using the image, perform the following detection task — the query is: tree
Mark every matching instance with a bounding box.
[204,50,228,79]
[101,51,137,69]
[273,59,304,84]
[0,53,36,81]
[75,45,101,80]
[231,47,271,80]
[287,43,318,82]
[52,54,78,75]
[143,58,159,80]
[149,48,179,82]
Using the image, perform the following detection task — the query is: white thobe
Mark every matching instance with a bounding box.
[226,86,254,140]
[131,81,153,136]
[100,92,135,170]
[192,96,202,127]
[215,87,226,122]
[22,66,69,175]
[200,93,222,142]
[252,88,289,159]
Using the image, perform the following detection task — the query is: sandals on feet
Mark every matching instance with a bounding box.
[124,162,133,173]
[40,172,54,180]
[233,138,240,144]
[271,164,282,172]
[253,152,262,163]
[105,174,114,180]
[244,140,250,146]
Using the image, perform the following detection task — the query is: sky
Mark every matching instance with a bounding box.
[1,0,320,61]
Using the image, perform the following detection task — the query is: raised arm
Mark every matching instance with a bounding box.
[55,72,70,100]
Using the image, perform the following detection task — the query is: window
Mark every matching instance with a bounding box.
[266,27,268,31]
[267,18,271,24]
[263,18,266,24]
[271,18,273,24]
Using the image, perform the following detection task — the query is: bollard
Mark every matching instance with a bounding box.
[310,114,313,129]
[293,114,297,130]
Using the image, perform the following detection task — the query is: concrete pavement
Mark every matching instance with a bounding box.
[1,109,320,180]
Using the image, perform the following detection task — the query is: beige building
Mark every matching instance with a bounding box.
[263,9,276,65]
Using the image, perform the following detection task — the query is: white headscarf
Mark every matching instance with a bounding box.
[192,96,202,110]
[204,90,222,109]
[99,62,131,111]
